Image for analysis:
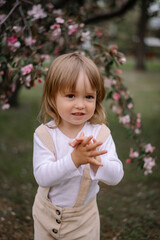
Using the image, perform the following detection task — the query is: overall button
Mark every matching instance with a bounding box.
[56,209,61,215]
[56,219,61,224]
[52,228,58,234]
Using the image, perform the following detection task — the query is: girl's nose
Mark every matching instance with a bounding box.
[75,99,85,109]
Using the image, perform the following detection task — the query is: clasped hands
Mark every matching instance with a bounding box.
[69,132,107,171]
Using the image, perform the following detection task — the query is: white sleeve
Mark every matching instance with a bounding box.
[90,134,124,185]
[33,133,83,187]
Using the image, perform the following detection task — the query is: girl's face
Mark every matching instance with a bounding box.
[55,71,96,131]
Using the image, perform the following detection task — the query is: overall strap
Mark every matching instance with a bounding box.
[35,124,56,198]
[73,124,110,207]
[35,124,56,157]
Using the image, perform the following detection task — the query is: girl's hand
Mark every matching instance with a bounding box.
[70,133,107,168]
[69,132,85,148]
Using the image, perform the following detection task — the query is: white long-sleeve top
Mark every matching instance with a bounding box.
[33,121,124,208]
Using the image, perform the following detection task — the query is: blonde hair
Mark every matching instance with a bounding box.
[39,52,106,126]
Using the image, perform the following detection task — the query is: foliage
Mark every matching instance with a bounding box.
[0,0,156,174]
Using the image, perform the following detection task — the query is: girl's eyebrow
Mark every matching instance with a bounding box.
[85,91,96,95]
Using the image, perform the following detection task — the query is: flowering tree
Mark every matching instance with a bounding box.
[0,1,156,175]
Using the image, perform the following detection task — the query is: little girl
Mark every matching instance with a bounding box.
[32,52,124,240]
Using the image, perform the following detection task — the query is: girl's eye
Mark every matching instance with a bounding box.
[86,95,94,99]
[66,94,75,98]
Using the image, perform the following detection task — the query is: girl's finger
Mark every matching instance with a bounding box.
[90,158,103,167]
[69,139,82,148]
[86,141,103,151]
[79,132,84,138]
[81,135,93,147]
[69,132,85,147]
[88,149,107,158]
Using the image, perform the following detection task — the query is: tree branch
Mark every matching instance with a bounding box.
[18,4,32,36]
[84,0,138,24]
[0,0,20,25]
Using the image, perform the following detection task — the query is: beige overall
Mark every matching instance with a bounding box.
[32,124,110,240]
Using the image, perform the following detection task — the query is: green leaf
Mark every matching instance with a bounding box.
[106,91,113,99]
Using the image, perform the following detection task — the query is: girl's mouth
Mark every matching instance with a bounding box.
[72,112,84,117]
[72,112,85,116]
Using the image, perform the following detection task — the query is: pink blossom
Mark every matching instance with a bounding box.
[112,105,122,114]
[96,32,102,37]
[113,92,120,101]
[27,4,47,21]
[116,69,122,75]
[80,23,84,28]
[13,26,22,33]
[2,103,10,110]
[55,17,64,24]
[111,45,118,50]
[81,31,90,41]
[144,144,155,153]
[135,128,141,135]
[120,90,129,99]
[119,115,130,124]
[126,159,131,164]
[104,79,112,88]
[68,19,73,23]
[8,35,17,44]
[25,75,31,87]
[8,38,21,52]
[38,78,42,83]
[41,54,50,60]
[12,82,16,92]
[51,27,61,41]
[136,118,141,128]
[143,157,156,175]
[119,57,126,64]
[68,24,78,35]
[110,45,118,54]
[50,24,59,29]
[129,148,139,158]
[21,64,33,76]
[37,44,43,49]
[128,103,133,109]
[25,37,36,46]
[137,113,141,118]
[104,78,117,87]
[14,41,21,48]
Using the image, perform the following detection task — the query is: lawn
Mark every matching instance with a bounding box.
[0,60,160,240]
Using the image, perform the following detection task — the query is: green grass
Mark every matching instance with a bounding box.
[0,61,160,239]
[121,57,160,72]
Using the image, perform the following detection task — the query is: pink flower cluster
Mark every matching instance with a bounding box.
[25,37,36,46]
[50,24,61,41]
[81,31,91,41]
[68,24,78,35]
[119,115,130,125]
[126,143,156,175]
[144,143,155,153]
[27,4,47,21]
[143,157,156,175]
[7,35,21,52]
[21,64,33,76]
[112,92,120,101]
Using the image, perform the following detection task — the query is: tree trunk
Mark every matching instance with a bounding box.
[136,0,149,70]
[8,80,22,108]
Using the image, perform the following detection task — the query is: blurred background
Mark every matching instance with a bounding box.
[0,1,160,239]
